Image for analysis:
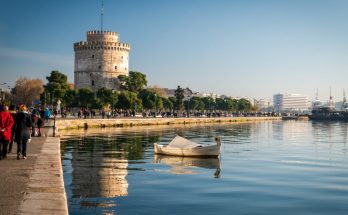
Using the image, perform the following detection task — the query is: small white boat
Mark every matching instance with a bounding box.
[154,135,221,157]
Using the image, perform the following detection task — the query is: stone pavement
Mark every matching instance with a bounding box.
[0,125,68,215]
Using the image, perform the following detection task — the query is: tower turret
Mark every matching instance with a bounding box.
[74,30,131,91]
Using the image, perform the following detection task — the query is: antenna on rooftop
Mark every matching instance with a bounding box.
[101,0,104,31]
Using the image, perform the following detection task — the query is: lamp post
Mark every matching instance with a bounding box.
[187,95,190,118]
[0,82,7,103]
[111,89,115,117]
[154,94,157,118]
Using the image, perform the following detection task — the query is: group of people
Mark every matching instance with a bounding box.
[0,105,40,160]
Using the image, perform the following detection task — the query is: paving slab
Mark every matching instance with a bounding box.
[0,125,68,215]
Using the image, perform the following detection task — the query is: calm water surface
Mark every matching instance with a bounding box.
[60,121,348,215]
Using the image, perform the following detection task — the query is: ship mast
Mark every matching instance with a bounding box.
[342,89,348,111]
[328,87,335,110]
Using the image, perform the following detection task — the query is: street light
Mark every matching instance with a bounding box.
[0,82,8,103]
[187,95,190,118]
[112,89,115,117]
[154,94,157,118]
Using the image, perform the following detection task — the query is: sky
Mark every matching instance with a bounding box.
[1,0,348,102]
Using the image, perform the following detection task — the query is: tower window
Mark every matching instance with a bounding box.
[92,80,95,86]
[115,66,117,70]
[92,55,94,58]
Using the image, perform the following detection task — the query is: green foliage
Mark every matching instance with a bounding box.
[45,71,70,103]
[139,89,156,110]
[77,88,95,108]
[118,71,147,92]
[226,98,238,112]
[155,96,163,110]
[162,97,173,110]
[117,91,142,110]
[64,89,78,107]
[201,97,215,111]
[96,88,117,107]
[188,96,205,111]
[237,98,252,112]
[174,86,185,110]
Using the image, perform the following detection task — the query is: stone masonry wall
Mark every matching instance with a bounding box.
[74,30,130,91]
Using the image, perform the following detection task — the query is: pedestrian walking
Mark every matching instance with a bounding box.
[14,105,33,160]
[0,106,14,160]
[36,115,44,137]
[44,108,51,123]
[8,105,17,153]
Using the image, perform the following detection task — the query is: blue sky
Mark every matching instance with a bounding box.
[1,0,348,101]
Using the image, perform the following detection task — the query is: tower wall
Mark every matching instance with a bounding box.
[74,30,130,91]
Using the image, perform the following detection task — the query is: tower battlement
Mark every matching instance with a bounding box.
[87,30,118,36]
[87,30,119,43]
[74,42,130,51]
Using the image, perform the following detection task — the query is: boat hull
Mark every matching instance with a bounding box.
[154,143,220,157]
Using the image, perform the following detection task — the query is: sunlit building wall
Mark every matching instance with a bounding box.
[273,93,309,112]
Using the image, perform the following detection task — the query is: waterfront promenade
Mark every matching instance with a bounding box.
[0,124,68,215]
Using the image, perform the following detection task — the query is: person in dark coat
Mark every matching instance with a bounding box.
[14,105,33,160]
[0,106,14,159]
[36,115,44,137]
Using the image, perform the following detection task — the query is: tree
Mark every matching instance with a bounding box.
[118,71,147,93]
[225,98,238,112]
[237,98,252,112]
[96,88,113,107]
[155,96,163,111]
[77,88,95,108]
[174,86,184,111]
[139,89,156,110]
[188,96,204,111]
[45,70,70,104]
[201,97,215,112]
[215,98,226,111]
[162,97,173,110]
[117,91,142,110]
[63,89,78,108]
[12,77,44,105]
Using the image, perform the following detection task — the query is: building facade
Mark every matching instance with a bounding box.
[74,30,130,91]
[273,93,310,112]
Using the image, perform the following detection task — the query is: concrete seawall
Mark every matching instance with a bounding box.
[19,126,68,215]
[56,117,281,131]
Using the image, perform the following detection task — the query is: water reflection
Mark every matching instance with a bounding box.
[71,156,128,198]
[61,122,348,215]
[154,155,221,178]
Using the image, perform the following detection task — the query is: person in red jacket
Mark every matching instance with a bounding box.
[0,105,14,160]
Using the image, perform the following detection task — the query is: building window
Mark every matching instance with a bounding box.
[92,55,94,58]
[92,80,95,86]
[115,66,117,70]
[125,67,127,70]
[98,65,101,69]
[121,56,123,59]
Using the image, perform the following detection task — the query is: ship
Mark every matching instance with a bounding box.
[308,89,348,121]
